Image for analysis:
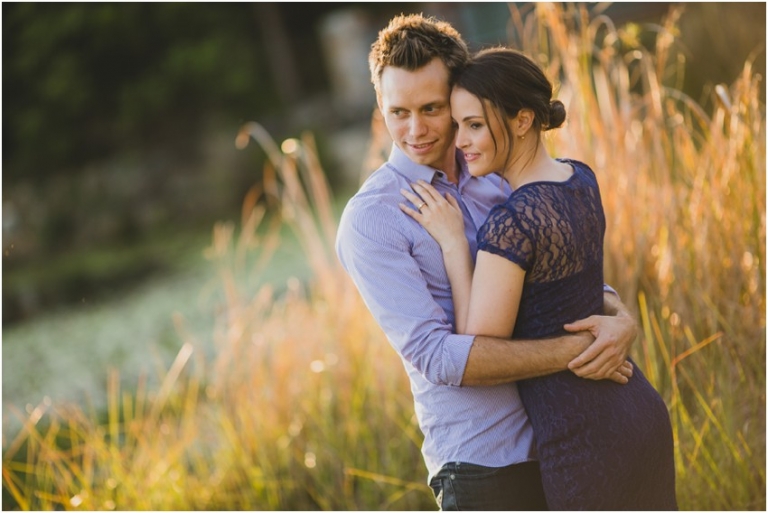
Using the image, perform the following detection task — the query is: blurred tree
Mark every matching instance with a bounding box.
[2,3,280,183]
[676,2,766,107]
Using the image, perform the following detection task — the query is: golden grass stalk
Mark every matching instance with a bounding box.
[2,121,433,510]
[510,3,765,509]
[3,3,764,510]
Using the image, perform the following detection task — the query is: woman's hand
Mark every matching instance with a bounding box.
[400,180,467,253]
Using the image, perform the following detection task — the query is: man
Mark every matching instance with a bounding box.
[335,14,637,510]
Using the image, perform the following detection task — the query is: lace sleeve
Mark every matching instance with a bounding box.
[476,199,534,271]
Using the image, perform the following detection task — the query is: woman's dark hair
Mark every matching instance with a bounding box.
[455,47,566,165]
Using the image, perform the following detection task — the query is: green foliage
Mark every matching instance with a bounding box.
[2,4,765,511]
[2,3,278,180]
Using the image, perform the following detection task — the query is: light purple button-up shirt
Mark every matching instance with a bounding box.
[336,145,537,481]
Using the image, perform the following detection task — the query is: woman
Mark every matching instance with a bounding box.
[399,48,677,510]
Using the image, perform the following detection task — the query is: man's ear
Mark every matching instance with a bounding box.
[514,109,535,138]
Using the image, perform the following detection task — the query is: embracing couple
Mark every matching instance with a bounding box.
[336,13,677,511]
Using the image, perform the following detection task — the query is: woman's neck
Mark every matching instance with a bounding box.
[502,139,574,190]
[501,137,552,189]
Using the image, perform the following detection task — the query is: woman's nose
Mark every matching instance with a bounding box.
[455,128,469,148]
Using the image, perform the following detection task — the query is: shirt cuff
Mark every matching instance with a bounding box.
[442,333,476,386]
[603,283,618,297]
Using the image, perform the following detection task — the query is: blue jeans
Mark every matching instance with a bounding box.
[429,461,548,511]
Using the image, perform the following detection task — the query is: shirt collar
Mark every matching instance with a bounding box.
[387,144,467,185]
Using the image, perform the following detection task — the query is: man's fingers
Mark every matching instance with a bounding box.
[571,349,618,378]
[618,361,634,378]
[607,361,633,384]
[575,358,633,381]
[563,317,595,333]
[608,370,629,385]
[570,338,624,370]
[568,342,601,370]
[572,360,611,379]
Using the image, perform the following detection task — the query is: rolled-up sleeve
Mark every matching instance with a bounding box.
[336,200,474,386]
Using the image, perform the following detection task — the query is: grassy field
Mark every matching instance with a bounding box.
[3,4,765,510]
[1,223,314,438]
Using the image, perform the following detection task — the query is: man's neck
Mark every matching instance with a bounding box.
[439,150,460,184]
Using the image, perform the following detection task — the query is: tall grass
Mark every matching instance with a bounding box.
[513,3,765,509]
[3,4,765,510]
[2,124,432,510]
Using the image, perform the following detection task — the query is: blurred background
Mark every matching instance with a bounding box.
[2,0,765,439]
[4,2,766,314]
[2,2,766,510]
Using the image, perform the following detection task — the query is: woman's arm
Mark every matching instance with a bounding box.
[463,250,525,337]
[400,181,477,333]
[400,181,526,337]
[441,239,474,334]
[400,182,633,386]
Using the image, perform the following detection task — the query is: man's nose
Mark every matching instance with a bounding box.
[409,115,427,137]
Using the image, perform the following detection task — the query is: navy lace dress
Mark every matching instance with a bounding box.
[477,160,677,510]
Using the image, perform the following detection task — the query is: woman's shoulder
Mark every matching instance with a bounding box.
[556,157,591,168]
[557,158,598,181]
[483,193,534,232]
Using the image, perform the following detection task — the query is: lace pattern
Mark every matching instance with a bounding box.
[477,159,604,284]
[475,159,677,509]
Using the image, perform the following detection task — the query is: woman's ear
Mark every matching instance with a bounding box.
[513,109,535,138]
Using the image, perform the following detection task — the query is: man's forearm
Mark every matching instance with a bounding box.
[461,291,637,387]
[461,333,591,386]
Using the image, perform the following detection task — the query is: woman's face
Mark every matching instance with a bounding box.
[450,87,509,177]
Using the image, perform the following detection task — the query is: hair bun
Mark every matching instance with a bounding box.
[547,100,566,130]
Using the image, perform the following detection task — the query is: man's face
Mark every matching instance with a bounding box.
[378,58,456,170]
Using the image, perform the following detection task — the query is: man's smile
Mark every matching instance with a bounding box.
[407,141,437,154]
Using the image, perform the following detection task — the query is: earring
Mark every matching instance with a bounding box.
[520,135,525,140]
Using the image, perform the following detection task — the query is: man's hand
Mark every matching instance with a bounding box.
[567,324,634,384]
[608,360,634,384]
[564,309,638,380]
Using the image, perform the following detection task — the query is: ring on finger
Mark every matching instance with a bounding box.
[417,202,427,211]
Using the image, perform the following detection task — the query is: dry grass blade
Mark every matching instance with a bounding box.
[3,4,764,510]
